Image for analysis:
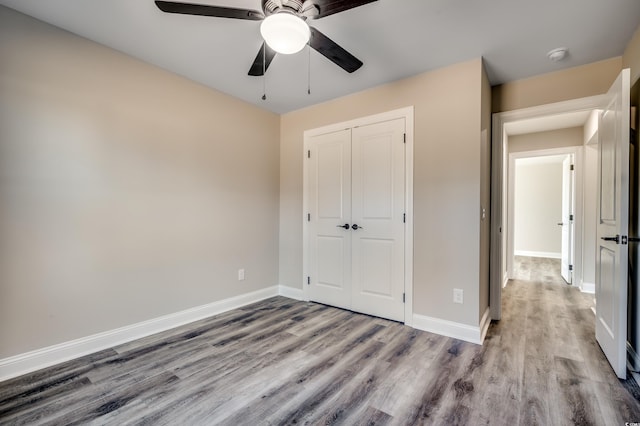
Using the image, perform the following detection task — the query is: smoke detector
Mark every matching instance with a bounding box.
[547,47,569,62]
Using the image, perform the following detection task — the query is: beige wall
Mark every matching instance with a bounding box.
[492,57,622,113]
[508,127,584,154]
[0,7,280,358]
[280,59,486,327]
[514,161,563,255]
[623,24,640,85]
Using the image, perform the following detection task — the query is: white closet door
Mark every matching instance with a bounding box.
[351,118,406,321]
[307,129,352,310]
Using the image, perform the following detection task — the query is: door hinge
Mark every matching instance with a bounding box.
[569,214,574,221]
[307,276,311,285]
[569,265,573,271]
[307,150,311,159]
[570,164,574,171]
[403,133,406,143]
[307,213,311,222]
[402,293,405,303]
[403,213,406,223]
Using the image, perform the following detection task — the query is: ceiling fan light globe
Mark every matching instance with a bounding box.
[260,13,310,55]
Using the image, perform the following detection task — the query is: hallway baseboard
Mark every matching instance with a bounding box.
[514,250,561,259]
[580,280,595,293]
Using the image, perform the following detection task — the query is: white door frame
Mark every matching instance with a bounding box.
[303,106,415,325]
[506,148,581,282]
[491,95,605,320]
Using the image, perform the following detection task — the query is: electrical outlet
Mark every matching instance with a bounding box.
[238,269,245,281]
[453,288,463,304]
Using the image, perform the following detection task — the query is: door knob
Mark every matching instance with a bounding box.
[629,237,640,242]
[351,224,363,230]
[336,224,350,229]
[601,235,620,243]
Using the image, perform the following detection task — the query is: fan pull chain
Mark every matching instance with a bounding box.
[307,42,311,95]
[262,43,267,101]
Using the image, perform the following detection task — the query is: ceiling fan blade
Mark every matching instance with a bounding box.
[248,43,277,76]
[309,27,362,73]
[311,0,377,19]
[155,1,264,20]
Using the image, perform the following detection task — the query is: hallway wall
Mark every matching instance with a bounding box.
[514,159,563,258]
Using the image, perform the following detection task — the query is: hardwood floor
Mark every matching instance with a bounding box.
[1,256,639,425]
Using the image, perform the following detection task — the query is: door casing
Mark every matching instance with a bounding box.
[491,95,606,320]
[506,148,580,282]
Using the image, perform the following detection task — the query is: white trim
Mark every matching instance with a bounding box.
[507,147,581,280]
[514,250,561,259]
[490,95,605,320]
[490,116,507,320]
[404,109,415,327]
[580,281,595,294]
[0,286,280,382]
[278,285,304,301]
[412,313,487,345]
[302,106,415,325]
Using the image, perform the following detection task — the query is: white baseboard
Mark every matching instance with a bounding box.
[580,281,595,294]
[0,286,280,382]
[278,285,305,301]
[514,250,561,259]
[0,284,490,381]
[412,312,487,345]
[502,272,509,288]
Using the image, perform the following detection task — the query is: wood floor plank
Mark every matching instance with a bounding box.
[1,259,639,425]
[0,348,118,403]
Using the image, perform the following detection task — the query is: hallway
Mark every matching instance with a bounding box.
[501,256,639,424]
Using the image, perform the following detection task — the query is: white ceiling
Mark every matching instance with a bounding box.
[1,0,639,114]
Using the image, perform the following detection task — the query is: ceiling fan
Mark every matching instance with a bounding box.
[154,0,377,76]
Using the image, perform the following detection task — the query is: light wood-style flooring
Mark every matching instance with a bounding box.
[1,256,639,425]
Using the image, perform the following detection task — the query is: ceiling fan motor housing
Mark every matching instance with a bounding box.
[262,0,319,18]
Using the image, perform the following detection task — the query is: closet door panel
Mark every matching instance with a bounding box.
[351,118,405,321]
[307,129,352,309]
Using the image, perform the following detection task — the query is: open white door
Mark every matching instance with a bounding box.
[560,155,574,283]
[595,69,630,379]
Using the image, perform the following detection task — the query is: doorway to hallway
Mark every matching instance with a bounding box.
[510,152,575,284]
